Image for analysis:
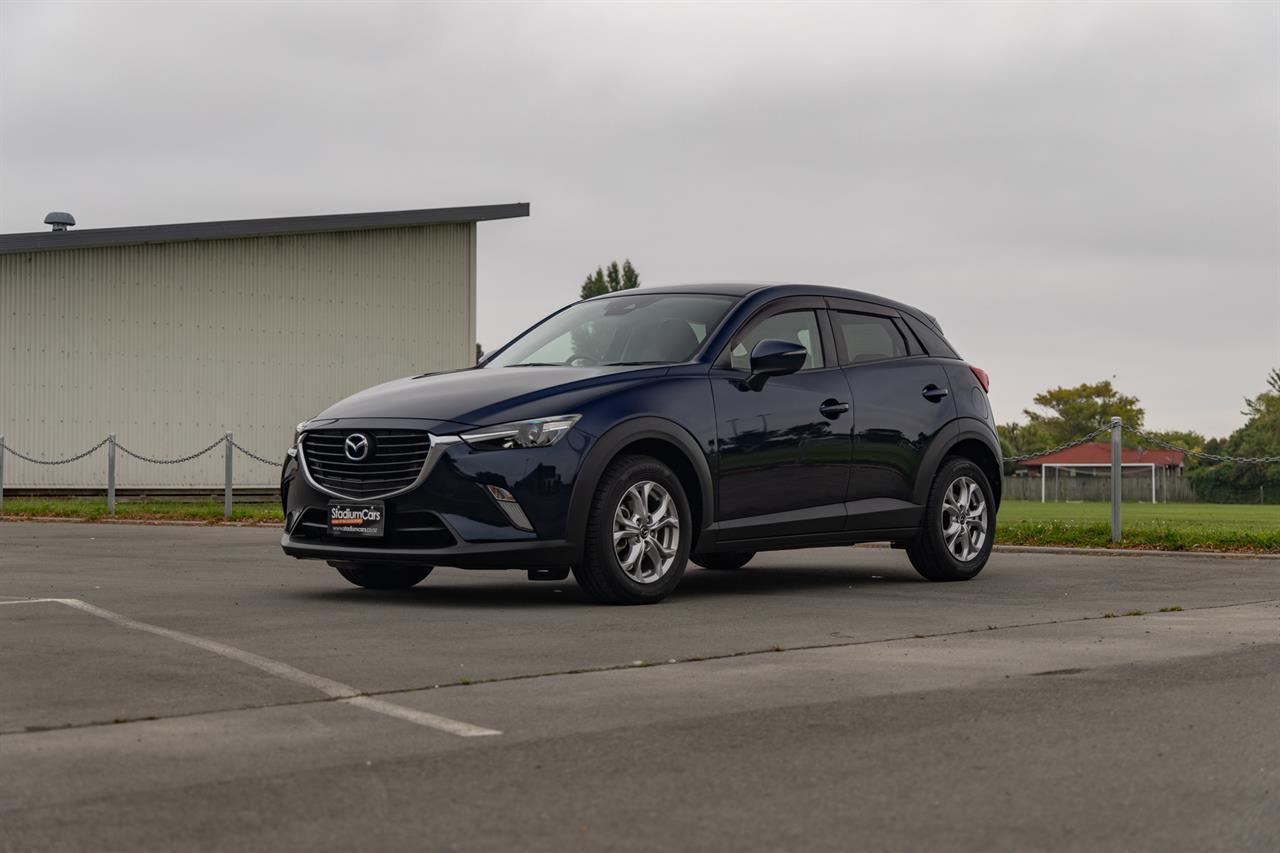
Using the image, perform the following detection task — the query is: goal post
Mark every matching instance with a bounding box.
[1039,463,1157,503]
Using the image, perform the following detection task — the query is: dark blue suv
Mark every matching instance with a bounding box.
[280,284,1002,603]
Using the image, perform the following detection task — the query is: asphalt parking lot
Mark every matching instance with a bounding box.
[2,521,1278,852]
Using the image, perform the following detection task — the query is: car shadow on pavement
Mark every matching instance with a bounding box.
[284,565,923,608]
[674,565,924,598]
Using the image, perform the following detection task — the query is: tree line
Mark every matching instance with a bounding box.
[999,370,1280,501]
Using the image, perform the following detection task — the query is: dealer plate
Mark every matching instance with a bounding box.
[328,502,386,537]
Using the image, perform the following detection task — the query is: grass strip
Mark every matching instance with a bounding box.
[0,498,282,524]
[995,520,1280,553]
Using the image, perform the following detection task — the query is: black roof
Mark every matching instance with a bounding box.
[590,282,935,323]
[0,202,529,254]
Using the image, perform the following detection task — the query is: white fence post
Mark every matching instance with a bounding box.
[1110,417,1122,543]
[224,432,233,520]
[107,434,117,517]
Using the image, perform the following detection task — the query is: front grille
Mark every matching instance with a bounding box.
[301,429,432,499]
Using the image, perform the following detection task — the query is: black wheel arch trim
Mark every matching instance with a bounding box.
[913,418,1004,508]
[566,417,715,563]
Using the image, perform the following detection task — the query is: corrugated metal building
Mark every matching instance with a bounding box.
[0,203,529,489]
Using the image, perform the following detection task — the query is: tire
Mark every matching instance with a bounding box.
[327,561,433,590]
[906,457,995,582]
[572,454,692,604]
[692,551,755,571]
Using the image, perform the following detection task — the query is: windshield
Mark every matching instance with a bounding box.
[484,293,738,368]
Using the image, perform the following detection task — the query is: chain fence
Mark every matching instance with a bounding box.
[1120,424,1280,465]
[229,439,281,466]
[0,432,282,519]
[2,419,1276,533]
[1003,425,1114,463]
[113,437,228,466]
[0,437,114,466]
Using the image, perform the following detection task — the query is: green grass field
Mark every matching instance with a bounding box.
[997,500,1280,552]
[0,498,282,524]
[2,497,1277,552]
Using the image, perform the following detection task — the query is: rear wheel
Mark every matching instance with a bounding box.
[906,458,995,582]
[328,561,433,590]
[692,552,755,571]
[572,455,691,604]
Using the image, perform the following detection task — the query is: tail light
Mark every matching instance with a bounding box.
[969,365,990,393]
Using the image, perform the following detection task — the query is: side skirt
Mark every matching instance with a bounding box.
[695,527,921,555]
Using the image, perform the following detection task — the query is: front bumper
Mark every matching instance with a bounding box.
[279,532,575,569]
[280,421,590,569]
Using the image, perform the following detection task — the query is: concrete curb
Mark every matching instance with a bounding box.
[857,542,1279,560]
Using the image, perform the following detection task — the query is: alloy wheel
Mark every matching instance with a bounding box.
[613,480,680,584]
[941,475,988,562]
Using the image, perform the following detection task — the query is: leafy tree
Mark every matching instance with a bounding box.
[573,259,641,361]
[997,380,1145,472]
[1188,369,1280,503]
[581,259,640,300]
[1022,380,1145,448]
[1145,429,1207,470]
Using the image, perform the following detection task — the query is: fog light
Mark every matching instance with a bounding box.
[483,484,533,531]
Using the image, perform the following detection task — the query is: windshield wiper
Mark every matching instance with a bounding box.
[601,361,673,366]
[505,362,564,368]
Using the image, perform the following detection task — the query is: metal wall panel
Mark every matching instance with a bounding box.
[0,223,476,487]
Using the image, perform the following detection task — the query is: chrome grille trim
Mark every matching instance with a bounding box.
[296,431,462,501]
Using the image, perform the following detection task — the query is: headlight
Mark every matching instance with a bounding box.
[460,415,581,450]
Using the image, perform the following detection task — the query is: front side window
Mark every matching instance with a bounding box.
[831,311,910,365]
[485,294,738,368]
[727,309,825,371]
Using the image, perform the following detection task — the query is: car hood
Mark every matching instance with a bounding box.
[310,365,671,430]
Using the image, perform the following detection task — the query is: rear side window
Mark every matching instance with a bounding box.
[901,314,960,359]
[831,311,910,365]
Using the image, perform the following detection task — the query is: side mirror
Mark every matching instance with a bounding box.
[746,339,807,389]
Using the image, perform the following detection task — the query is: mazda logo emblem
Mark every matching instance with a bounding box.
[344,433,371,462]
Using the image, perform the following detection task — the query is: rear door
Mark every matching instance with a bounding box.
[826,299,957,530]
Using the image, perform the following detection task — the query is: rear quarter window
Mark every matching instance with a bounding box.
[902,314,960,359]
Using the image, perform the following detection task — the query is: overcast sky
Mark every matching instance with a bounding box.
[2,1,1276,438]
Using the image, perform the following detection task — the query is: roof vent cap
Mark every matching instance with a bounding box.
[44,212,76,232]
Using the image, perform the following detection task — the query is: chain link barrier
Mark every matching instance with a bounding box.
[1119,424,1280,465]
[0,437,112,466]
[229,439,281,466]
[114,437,227,466]
[1003,425,1113,463]
[1,435,279,466]
[5,424,1275,471]
[1006,424,1280,466]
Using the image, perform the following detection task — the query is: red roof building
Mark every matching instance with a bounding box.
[1015,442,1185,473]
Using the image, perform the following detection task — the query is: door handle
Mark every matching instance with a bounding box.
[819,399,850,418]
[922,385,950,402]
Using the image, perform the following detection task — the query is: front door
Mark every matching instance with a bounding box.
[710,303,853,540]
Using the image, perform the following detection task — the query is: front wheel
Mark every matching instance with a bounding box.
[572,455,692,604]
[328,561,433,590]
[906,458,995,582]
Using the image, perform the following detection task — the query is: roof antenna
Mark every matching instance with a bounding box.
[44,212,76,232]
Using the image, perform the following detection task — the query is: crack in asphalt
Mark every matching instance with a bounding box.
[3,595,1278,739]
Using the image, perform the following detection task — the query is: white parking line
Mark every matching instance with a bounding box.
[0,597,501,738]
